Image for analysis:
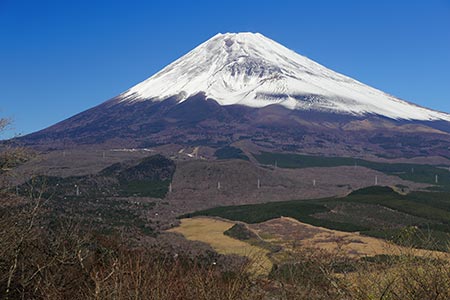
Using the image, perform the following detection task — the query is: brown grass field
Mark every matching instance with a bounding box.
[169,216,449,274]
[168,217,272,275]
[250,217,449,259]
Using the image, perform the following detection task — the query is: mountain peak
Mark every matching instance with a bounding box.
[119,33,450,121]
[213,31,263,37]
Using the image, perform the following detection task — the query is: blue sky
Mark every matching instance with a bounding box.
[1,0,449,138]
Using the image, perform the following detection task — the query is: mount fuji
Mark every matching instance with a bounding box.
[17,32,450,158]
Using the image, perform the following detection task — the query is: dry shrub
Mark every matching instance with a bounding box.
[349,249,450,300]
[268,248,353,299]
[89,250,262,300]
[345,227,450,300]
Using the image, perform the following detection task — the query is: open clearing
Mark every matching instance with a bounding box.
[168,217,272,275]
[169,217,449,273]
[249,217,448,258]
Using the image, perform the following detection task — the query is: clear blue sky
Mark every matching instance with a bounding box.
[1,0,449,138]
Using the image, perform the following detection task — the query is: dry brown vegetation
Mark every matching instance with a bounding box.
[2,188,450,300]
[250,217,449,259]
[168,217,272,275]
[0,192,263,300]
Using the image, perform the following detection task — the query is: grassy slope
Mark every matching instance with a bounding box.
[168,218,272,274]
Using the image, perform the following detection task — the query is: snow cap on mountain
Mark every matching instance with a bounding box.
[120,32,450,121]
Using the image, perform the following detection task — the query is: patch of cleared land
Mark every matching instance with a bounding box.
[169,217,449,274]
[250,217,449,259]
[168,217,272,275]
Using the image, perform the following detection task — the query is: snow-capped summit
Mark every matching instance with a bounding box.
[120,32,450,121]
